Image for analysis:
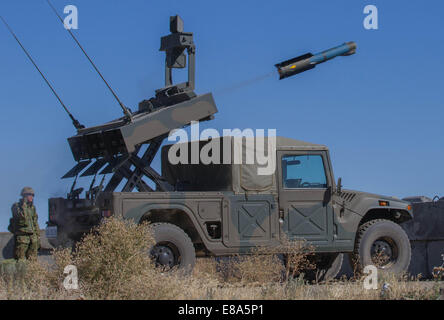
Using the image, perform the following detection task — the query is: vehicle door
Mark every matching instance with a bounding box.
[277,151,334,247]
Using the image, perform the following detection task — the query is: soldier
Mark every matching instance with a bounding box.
[10,187,41,260]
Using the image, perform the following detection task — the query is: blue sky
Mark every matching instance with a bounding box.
[0,0,443,231]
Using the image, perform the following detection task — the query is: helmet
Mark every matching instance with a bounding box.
[20,187,35,197]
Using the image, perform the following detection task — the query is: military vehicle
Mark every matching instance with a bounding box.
[3,12,412,278]
[41,16,413,278]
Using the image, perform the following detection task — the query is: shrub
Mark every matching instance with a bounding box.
[70,218,155,298]
[216,237,315,285]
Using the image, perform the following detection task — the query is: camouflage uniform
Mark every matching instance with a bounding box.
[11,188,40,260]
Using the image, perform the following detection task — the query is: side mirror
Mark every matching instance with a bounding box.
[337,177,342,194]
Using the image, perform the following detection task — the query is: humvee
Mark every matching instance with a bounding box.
[45,16,412,278]
[48,135,413,278]
[133,137,412,277]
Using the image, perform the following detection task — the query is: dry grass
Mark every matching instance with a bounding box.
[0,217,442,300]
[212,236,315,285]
[433,255,444,281]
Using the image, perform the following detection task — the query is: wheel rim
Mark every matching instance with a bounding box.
[370,237,398,268]
[150,242,180,269]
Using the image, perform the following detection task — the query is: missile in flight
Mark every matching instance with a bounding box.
[275,41,357,80]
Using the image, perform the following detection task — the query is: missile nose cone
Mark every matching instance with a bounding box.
[347,41,357,50]
[343,41,357,55]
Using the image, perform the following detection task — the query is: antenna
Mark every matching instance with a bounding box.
[46,0,133,122]
[0,15,85,130]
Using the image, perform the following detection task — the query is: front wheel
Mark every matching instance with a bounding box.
[351,219,411,275]
[150,223,196,274]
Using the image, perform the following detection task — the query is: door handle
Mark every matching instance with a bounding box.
[279,210,285,225]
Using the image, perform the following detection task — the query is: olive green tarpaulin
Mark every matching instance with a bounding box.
[161,136,325,193]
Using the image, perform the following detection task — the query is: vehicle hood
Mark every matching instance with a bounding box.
[336,189,412,217]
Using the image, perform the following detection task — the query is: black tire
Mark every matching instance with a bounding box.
[304,253,344,282]
[150,223,196,273]
[351,219,411,275]
[319,253,344,280]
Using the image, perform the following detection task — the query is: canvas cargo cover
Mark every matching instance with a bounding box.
[161,138,232,191]
[161,136,326,193]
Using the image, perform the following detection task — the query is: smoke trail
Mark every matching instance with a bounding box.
[213,71,275,96]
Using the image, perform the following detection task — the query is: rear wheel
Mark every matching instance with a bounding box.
[150,223,196,274]
[351,219,411,275]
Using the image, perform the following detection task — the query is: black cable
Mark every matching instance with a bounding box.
[46,0,132,121]
[0,15,84,130]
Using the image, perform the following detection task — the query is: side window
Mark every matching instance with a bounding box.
[282,155,327,189]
